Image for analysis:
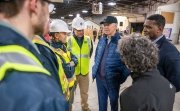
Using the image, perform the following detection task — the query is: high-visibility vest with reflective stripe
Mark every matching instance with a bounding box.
[54,47,76,88]
[0,45,50,81]
[54,47,71,63]
[33,36,70,100]
[67,36,91,75]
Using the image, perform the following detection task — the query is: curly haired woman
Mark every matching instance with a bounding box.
[118,36,176,111]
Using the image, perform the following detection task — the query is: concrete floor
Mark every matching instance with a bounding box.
[72,41,180,111]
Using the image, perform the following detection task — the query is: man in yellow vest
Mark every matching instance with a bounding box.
[67,17,93,111]
[49,19,78,110]
[0,0,68,111]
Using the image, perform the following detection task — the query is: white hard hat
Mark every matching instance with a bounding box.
[50,19,71,33]
[72,17,85,30]
[48,4,55,13]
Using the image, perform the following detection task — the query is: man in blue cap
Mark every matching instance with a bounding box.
[92,16,130,111]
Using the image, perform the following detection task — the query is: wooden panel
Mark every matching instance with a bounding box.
[161,12,174,24]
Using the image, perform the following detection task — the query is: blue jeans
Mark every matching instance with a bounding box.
[96,75,120,111]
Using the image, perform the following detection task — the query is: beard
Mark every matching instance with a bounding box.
[34,22,44,35]
[34,5,49,36]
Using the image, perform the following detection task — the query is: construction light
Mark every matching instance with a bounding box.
[108,2,116,6]
[82,10,88,13]
[69,14,73,17]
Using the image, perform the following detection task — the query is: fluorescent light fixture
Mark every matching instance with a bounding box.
[76,14,80,17]
[111,12,118,15]
[61,17,64,19]
[108,2,116,6]
[82,10,88,13]
[69,14,73,17]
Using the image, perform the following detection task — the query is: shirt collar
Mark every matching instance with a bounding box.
[153,35,164,44]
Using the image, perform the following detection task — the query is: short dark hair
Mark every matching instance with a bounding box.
[0,0,47,18]
[0,0,25,18]
[147,14,166,28]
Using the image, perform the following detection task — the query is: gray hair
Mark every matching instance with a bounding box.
[118,35,159,73]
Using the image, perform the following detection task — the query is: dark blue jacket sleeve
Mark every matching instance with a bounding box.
[0,72,69,111]
[70,52,78,67]
[61,53,76,78]
[90,40,93,58]
[119,62,130,84]
[164,52,180,92]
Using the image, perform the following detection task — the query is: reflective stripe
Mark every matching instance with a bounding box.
[0,45,42,66]
[74,54,89,58]
[0,45,51,81]
[0,52,39,66]
[0,62,50,81]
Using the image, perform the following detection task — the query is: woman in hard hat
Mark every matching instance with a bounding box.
[50,19,78,110]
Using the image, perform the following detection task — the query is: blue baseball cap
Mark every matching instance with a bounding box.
[100,16,118,24]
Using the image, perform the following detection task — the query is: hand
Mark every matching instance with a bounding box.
[69,61,75,66]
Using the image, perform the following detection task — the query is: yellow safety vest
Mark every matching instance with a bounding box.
[67,36,91,75]
[54,47,76,88]
[0,45,50,81]
[33,35,70,100]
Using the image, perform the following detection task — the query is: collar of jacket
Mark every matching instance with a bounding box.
[51,41,62,48]
[155,35,166,48]
[131,68,159,83]
[73,33,84,40]
[51,41,67,52]
[0,24,42,60]
[40,35,50,45]
[104,32,121,44]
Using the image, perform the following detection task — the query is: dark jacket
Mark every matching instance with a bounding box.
[51,41,78,78]
[0,23,68,111]
[120,69,176,111]
[35,36,61,85]
[156,36,180,92]
[92,32,130,89]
